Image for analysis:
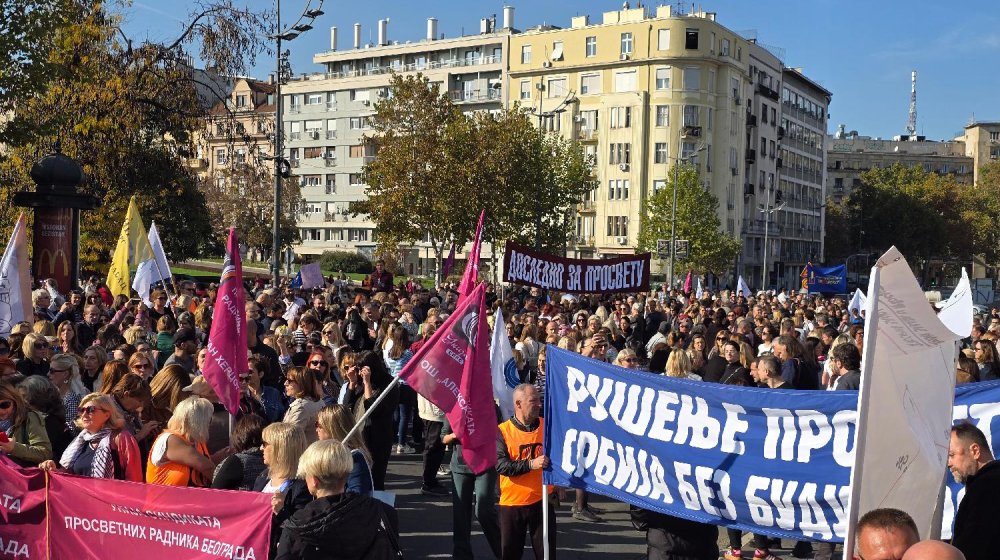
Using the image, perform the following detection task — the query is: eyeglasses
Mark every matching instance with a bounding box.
[132,363,152,370]
[34,342,50,349]
[78,406,105,416]
[239,374,251,380]
[0,400,12,410]
[49,368,69,374]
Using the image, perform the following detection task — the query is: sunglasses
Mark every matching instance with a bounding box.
[34,342,50,349]
[309,360,327,367]
[239,374,251,380]
[0,400,12,410]
[49,368,69,374]
[623,358,639,364]
[78,406,105,416]
[132,363,152,370]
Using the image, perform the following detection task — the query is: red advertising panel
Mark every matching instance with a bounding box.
[32,207,75,293]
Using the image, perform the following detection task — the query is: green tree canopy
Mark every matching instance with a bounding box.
[636,165,741,275]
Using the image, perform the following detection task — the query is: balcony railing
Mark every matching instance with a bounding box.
[575,127,598,141]
[743,219,781,236]
[289,132,301,140]
[448,88,502,103]
[324,157,337,167]
[289,54,502,83]
[326,130,337,140]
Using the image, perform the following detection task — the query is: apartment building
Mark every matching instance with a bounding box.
[194,77,276,181]
[957,121,1000,185]
[508,5,752,267]
[826,129,972,204]
[282,12,513,276]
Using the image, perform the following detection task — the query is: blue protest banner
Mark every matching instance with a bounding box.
[541,346,1000,543]
[806,264,847,293]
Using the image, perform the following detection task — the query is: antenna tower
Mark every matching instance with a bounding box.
[906,70,917,138]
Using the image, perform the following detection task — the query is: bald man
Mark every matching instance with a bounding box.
[901,540,966,560]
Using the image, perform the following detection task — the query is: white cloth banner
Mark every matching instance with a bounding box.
[936,268,973,338]
[845,247,965,554]
[132,222,173,305]
[848,288,867,319]
[490,309,517,421]
[0,213,32,338]
[736,275,751,298]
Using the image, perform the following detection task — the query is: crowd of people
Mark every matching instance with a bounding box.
[1,264,996,560]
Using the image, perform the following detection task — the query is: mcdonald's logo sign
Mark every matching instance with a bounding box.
[37,248,70,277]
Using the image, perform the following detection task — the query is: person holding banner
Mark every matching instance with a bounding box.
[443,414,502,560]
[0,381,52,467]
[38,393,142,481]
[496,383,556,560]
[145,396,216,486]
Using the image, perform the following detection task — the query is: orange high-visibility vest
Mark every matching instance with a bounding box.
[145,429,210,487]
[498,418,553,507]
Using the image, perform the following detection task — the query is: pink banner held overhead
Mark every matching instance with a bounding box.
[47,472,272,560]
[202,228,246,415]
[398,282,498,474]
[683,270,692,294]
[457,210,485,299]
[0,457,46,560]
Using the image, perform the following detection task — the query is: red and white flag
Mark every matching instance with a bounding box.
[398,282,497,473]
[202,228,246,415]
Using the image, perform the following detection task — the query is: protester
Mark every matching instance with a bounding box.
[948,422,999,560]
[246,355,286,422]
[145,396,216,486]
[47,353,89,428]
[127,350,156,380]
[16,333,51,377]
[496,383,555,560]
[282,366,324,444]
[338,350,398,491]
[901,541,966,560]
[854,508,919,560]
[38,393,142,481]
[149,364,192,412]
[315,404,373,495]
[274,440,400,560]
[81,346,108,392]
[254,422,312,557]
[17,375,73,460]
[0,381,52,466]
[631,505,719,560]
[212,414,267,491]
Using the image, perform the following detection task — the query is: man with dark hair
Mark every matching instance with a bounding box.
[854,507,919,560]
[949,422,998,560]
[369,259,394,294]
[830,342,862,390]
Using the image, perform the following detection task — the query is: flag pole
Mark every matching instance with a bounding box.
[344,377,402,443]
[542,483,551,560]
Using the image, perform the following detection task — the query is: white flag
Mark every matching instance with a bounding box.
[491,308,517,421]
[299,262,324,289]
[695,277,704,299]
[848,288,867,320]
[0,213,33,338]
[936,268,973,338]
[132,221,173,305]
[736,275,751,298]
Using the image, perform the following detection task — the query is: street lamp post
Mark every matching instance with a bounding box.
[270,0,325,286]
[760,180,785,290]
[531,80,577,249]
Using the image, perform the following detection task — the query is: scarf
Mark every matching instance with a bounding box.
[60,428,115,479]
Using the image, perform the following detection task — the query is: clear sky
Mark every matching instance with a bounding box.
[123,0,1000,140]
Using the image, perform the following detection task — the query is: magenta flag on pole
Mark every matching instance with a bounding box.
[202,228,246,415]
[398,282,498,474]
[457,210,485,299]
[441,244,456,279]
[683,270,693,294]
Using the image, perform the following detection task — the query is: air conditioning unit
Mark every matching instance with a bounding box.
[620,53,630,61]
[618,163,629,172]
[573,115,584,123]
[308,130,319,139]
[542,61,552,68]
[616,236,628,246]
[361,100,371,106]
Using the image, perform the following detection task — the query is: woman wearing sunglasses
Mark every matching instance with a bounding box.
[0,381,52,467]
[15,333,50,378]
[38,393,142,481]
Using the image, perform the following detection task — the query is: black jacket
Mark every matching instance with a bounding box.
[253,470,313,557]
[275,493,401,560]
[953,460,1000,560]
[630,506,719,560]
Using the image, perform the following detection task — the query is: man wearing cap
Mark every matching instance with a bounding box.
[164,327,198,375]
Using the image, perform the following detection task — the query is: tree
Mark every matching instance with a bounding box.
[637,165,741,275]
[0,1,272,269]
[960,159,1000,266]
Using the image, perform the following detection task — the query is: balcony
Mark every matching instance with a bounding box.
[448,88,502,104]
[743,183,755,197]
[743,219,781,236]
[575,127,598,141]
[326,130,337,140]
[575,235,595,246]
[324,157,337,167]
[756,82,780,101]
[682,126,702,139]
[577,199,596,213]
[290,54,502,83]
[745,149,756,164]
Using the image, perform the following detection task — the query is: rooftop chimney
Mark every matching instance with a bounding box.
[329,26,337,51]
[378,18,389,46]
[353,23,361,49]
[427,18,438,41]
[503,5,514,29]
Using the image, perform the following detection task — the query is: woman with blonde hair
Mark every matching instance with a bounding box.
[612,348,641,369]
[315,404,372,495]
[38,393,142,481]
[275,440,398,560]
[16,333,51,377]
[32,319,56,337]
[667,348,702,380]
[254,422,311,558]
[145,396,217,486]
[47,353,89,428]
[122,325,146,346]
[80,346,107,392]
[149,364,191,412]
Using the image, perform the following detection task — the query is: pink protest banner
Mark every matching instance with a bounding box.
[47,473,272,559]
[202,227,247,415]
[457,210,485,300]
[0,456,46,560]
[398,282,498,474]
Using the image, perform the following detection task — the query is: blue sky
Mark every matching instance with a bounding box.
[123,0,1000,140]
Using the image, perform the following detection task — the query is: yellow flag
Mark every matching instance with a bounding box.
[106,197,153,297]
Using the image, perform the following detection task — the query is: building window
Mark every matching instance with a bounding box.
[304,147,323,159]
[682,142,698,162]
[547,77,568,98]
[654,143,668,164]
[760,138,767,157]
[349,173,363,186]
[215,149,227,165]
[551,41,564,61]
[683,66,700,91]
[306,93,323,105]
[349,117,366,130]
[610,107,631,129]
[349,145,366,158]
[606,216,629,238]
[614,70,637,92]
[653,179,666,192]
[585,36,597,57]
[685,28,699,49]
[657,29,670,50]
[609,143,631,165]
[521,45,532,64]
[761,103,769,124]
[620,32,633,56]
[520,80,531,100]
[235,95,248,108]
[683,105,699,127]
[991,131,1000,142]
[721,38,731,56]
[655,105,670,127]
[580,73,601,95]
[655,67,671,90]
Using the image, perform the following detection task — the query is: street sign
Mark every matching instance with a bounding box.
[656,239,670,259]
[674,239,689,260]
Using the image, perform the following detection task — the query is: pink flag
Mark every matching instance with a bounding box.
[441,244,456,279]
[683,270,693,294]
[202,228,246,415]
[398,282,497,473]
[457,210,485,299]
